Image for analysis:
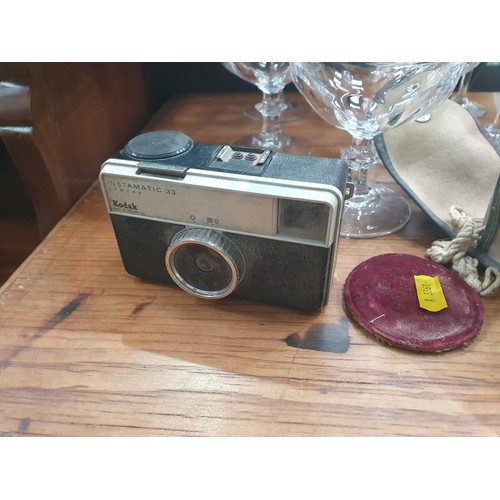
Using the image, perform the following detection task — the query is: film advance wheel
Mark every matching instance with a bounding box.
[123,130,194,160]
[165,228,245,299]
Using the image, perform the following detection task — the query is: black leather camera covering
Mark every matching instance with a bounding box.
[110,214,335,312]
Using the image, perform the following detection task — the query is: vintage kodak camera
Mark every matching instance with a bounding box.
[99,130,349,311]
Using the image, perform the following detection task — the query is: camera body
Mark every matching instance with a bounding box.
[99,131,349,312]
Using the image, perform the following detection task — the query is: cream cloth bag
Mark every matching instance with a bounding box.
[375,99,500,296]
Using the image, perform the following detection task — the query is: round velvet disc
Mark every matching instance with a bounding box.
[343,253,484,352]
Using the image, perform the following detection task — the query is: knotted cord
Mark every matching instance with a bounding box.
[426,206,500,296]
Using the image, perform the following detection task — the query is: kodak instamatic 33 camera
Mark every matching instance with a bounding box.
[99,130,349,311]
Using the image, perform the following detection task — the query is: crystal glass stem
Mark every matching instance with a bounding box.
[256,91,287,119]
[244,88,310,122]
[486,106,500,146]
[456,71,473,101]
[251,89,287,116]
[492,108,500,129]
[340,137,411,238]
[253,91,290,149]
[342,138,375,196]
[453,69,486,117]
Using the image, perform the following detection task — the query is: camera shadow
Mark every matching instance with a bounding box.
[118,283,352,378]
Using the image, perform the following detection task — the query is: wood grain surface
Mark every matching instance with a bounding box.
[1,92,499,436]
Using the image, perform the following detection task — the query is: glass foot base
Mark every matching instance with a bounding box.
[452,97,487,118]
[341,185,411,238]
[485,125,500,147]
[243,101,312,123]
[231,133,314,155]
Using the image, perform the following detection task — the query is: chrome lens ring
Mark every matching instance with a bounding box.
[166,228,245,299]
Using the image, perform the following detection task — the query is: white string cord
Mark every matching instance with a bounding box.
[426,206,500,296]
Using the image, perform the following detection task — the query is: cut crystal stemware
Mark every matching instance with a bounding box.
[291,62,466,238]
[222,62,313,155]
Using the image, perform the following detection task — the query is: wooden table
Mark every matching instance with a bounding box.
[1,92,499,437]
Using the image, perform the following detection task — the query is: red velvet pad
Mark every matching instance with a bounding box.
[343,253,484,352]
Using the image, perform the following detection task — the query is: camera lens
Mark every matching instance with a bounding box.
[173,244,232,292]
[193,252,219,273]
[166,228,245,299]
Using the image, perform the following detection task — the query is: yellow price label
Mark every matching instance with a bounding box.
[414,275,448,312]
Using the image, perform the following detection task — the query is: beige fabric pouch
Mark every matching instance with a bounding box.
[375,99,500,272]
